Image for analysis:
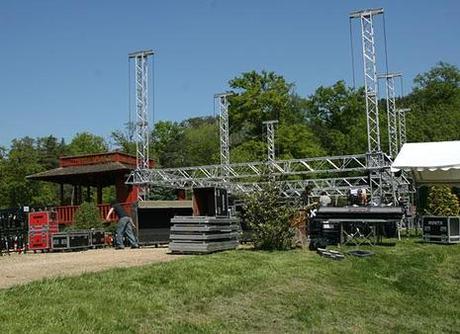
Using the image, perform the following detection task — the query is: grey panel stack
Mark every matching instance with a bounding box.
[169,216,240,254]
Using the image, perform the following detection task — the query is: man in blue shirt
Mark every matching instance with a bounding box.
[106,201,140,249]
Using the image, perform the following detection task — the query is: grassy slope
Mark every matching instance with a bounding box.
[0,240,459,333]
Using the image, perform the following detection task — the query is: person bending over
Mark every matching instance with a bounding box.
[106,201,139,249]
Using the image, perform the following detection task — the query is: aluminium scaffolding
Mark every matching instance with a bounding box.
[263,120,278,163]
[128,50,154,201]
[215,92,232,172]
[378,72,402,159]
[350,8,388,204]
[125,8,413,203]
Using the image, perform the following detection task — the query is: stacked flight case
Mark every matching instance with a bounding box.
[28,211,59,252]
[422,216,460,244]
[169,187,240,254]
[51,229,106,251]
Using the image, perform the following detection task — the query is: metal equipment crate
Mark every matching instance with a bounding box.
[423,216,460,244]
[29,231,51,250]
[169,216,240,254]
[89,229,106,247]
[192,187,229,217]
[28,211,59,251]
[51,231,91,251]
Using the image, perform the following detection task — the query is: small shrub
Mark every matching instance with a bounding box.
[243,182,296,250]
[426,185,459,216]
[72,202,104,230]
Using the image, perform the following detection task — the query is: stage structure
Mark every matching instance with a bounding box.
[126,8,413,203]
[128,49,154,201]
[398,108,410,149]
[263,120,278,164]
[215,92,232,174]
[378,72,402,159]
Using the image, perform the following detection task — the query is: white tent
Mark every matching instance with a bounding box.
[391,141,460,185]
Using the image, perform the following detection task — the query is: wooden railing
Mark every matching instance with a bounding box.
[56,202,134,225]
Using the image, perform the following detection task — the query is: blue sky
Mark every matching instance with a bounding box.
[0,0,459,147]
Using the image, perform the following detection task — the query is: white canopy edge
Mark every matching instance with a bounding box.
[391,141,460,185]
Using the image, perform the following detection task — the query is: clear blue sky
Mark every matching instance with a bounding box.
[0,0,459,147]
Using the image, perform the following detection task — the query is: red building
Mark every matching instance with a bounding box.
[27,152,155,225]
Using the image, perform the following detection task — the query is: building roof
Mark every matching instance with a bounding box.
[391,141,460,185]
[27,152,155,186]
[27,162,134,186]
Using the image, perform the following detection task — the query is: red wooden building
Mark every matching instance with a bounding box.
[27,152,155,225]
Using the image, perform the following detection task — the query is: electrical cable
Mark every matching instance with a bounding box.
[399,75,404,98]
[151,54,155,127]
[349,17,356,89]
[382,12,389,76]
[128,58,133,140]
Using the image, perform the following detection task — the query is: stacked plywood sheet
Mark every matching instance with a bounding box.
[169,216,240,254]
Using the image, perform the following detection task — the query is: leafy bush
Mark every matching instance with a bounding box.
[426,185,459,216]
[72,202,104,230]
[243,182,296,250]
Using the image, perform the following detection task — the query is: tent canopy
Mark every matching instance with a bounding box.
[391,141,460,185]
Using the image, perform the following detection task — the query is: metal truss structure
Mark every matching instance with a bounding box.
[216,93,232,169]
[125,8,413,203]
[378,72,401,158]
[131,154,377,198]
[263,120,278,163]
[233,176,370,198]
[128,50,154,200]
[398,108,410,149]
[350,8,387,204]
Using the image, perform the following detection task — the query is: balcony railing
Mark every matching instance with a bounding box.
[56,202,134,225]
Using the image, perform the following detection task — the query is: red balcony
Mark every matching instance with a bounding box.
[56,202,134,225]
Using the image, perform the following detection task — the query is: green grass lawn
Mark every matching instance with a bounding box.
[1,240,460,333]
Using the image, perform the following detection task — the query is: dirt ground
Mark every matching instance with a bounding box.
[0,247,183,289]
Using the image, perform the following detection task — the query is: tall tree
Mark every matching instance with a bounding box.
[111,122,136,156]
[306,81,367,155]
[151,120,185,167]
[0,137,58,208]
[405,62,460,143]
[36,135,66,169]
[67,132,108,155]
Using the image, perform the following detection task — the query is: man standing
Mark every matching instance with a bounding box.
[106,201,139,249]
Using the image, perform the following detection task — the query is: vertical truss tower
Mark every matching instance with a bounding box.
[215,93,232,172]
[129,50,154,200]
[378,72,401,158]
[350,8,385,204]
[398,108,410,149]
[263,120,278,164]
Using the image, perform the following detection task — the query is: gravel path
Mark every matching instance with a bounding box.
[0,247,183,289]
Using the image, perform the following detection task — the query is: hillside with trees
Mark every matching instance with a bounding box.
[0,62,459,208]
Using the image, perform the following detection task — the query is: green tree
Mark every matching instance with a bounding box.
[36,136,66,169]
[111,122,136,156]
[67,132,108,155]
[426,185,459,216]
[181,118,219,166]
[412,62,460,106]
[405,62,460,143]
[72,202,104,229]
[277,123,325,159]
[243,182,296,250]
[229,70,304,139]
[0,137,58,208]
[151,120,185,167]
[230,140,266,163]
[306,81,367,155]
